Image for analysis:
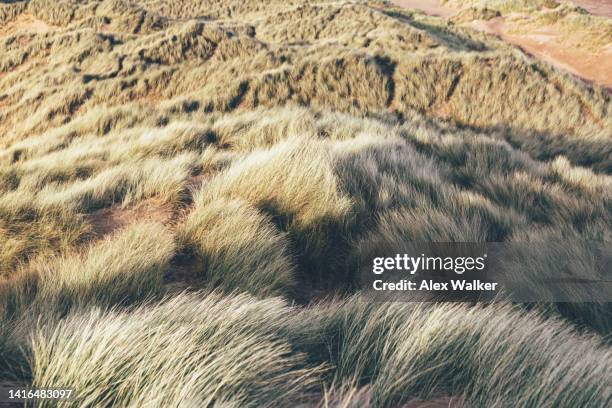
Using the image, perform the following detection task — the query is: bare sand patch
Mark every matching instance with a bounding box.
[471,16,612,88]
[391,1,612,88]
[0,14,54,38]
[570,0,612,18]
[87,198,174,240]
[391,0,458,18]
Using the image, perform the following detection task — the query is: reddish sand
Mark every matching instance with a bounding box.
[474,17,612,88]
[570,0,612,18]
[86,172,209,240]
[391,0,458,18]
[391,0,612,88]
[0,14,53,37]
[392,0,612,18]
[87,198,174,239]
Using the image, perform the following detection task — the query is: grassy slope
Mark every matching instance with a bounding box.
[0,0,611,406]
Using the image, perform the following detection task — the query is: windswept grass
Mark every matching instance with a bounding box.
[30,292,322,408]
[178,197,296,297]
[35,153,196,212]
[0,222,175,323]
[189,139,353,285]
[0,0,610,406]
[291,296,612,407]
[0,221,176,380]
[15,293,612,407]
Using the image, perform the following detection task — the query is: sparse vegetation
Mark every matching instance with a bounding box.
[0,0,610,406]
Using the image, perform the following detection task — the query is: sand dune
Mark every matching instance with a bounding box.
[392,0,612,88]
[0,1,610,406]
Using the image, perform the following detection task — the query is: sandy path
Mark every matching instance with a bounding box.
[570,0,612,18]
[473,17,612,88]
[390,0,612,88]
[393,0,612,18]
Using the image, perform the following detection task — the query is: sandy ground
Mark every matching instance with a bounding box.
[87,198,174,239]
[391,0,612,88]
[570,0,612,18]
[391,0,458,18]
[0,14,53,38]
[473,17,612,88]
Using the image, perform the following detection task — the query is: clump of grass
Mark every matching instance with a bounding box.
[0,222,176,380]
[291,296,612,407]
[178,197,296,297]
[0,195,88,279]
[212,106,317,151]
[0,123,200,276]
[363,206,490,245]
[333,135,449,218]
[194,138,353,284]
[333,134,523,242]
[0,2,27,25]
[36,153,196,212]
[29,292,323,408]
[36,222,175,308]
[1,222,175,322]
[451,7,500,22]
[404,124,611,237]
[5,290,612,406]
